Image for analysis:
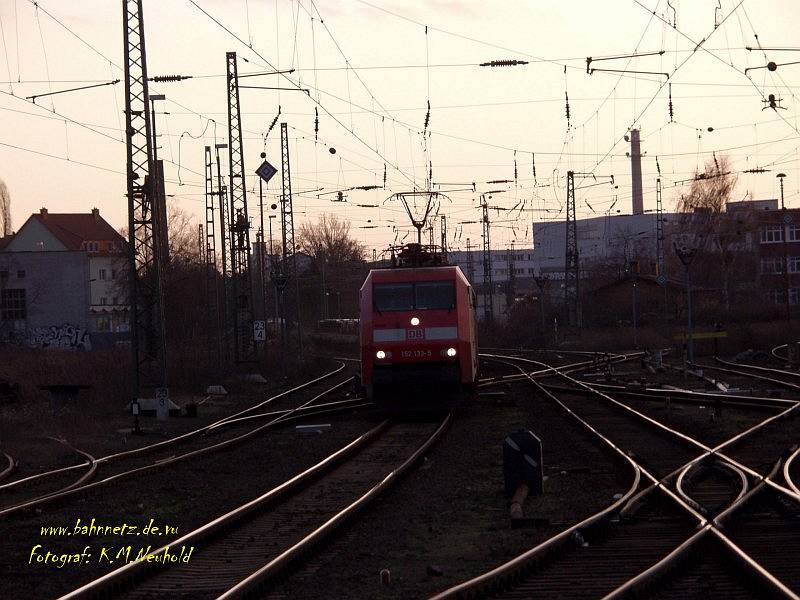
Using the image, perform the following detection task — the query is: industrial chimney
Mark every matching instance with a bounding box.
[630,129,643,215]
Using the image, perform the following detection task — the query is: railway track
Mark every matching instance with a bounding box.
[432,355,800,600]
[0,365,370,518]
[59,415,450,599]
[0,451,15,483]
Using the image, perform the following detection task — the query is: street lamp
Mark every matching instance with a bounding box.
[674,242,697,364]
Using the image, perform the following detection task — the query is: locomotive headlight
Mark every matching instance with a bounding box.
[376,350,386,359]
[446,347,457,357]
[410,316,420,326]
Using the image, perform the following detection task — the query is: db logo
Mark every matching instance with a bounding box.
[406,329,425,340]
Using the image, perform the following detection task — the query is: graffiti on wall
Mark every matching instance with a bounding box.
[28,324,92,350]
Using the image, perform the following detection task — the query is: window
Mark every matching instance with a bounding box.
[112,297,118,305]
[515,268,524,275]
[95,316,111,332]
[415,281,455,310]
[761,257,784,274]
[767,289,785,304]
[790,225,800,241]
[111,269,116,280]
[761,225,784,243]
[792,288,800,306]
[790,257,800,273]
[373,281,456,311]
[0,271,7,281]
[100,297,107,306]
[16,270,24,279]
[85,241,99,253]
[1,289,26,320]
[98,269,107,281]
[374,283,414,311]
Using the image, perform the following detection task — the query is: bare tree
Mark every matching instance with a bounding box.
[677,155,737,215]
[672,154,755,313]
[0,178,11,236]
[298,214,365,264]
[166,204,200,263]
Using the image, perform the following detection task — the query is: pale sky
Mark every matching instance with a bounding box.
[2,0,800,254]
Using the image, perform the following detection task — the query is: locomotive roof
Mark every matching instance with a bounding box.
[364,265,470,285]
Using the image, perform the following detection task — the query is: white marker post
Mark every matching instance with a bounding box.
[155,387,169,421]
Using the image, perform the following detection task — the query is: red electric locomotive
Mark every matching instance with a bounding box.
[359,243,478,408]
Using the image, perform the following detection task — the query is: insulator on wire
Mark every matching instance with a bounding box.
[266,106,281,139]
[383,164,387,188]
[314,107,319,141]
[514,151,518,184]
[479,59,529,67]
[668,83,674,122]
[149,74,192,82]
[424,100,431,131]
[565,91,571,127]
[532,153,537,180]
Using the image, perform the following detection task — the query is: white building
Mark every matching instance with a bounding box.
[2,208,128,336]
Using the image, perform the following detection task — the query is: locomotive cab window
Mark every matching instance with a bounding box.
[373,281,455,311]
[415,281,455,310]
[374,283,414,311]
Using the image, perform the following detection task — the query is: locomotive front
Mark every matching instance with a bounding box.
[359,263,477,408]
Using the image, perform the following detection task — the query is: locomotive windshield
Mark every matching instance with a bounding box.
[373,281,455,311]
[415,281,456,309]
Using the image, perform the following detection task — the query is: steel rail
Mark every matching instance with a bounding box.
[477,352,640,388]
[218,413,453,598]
[500,354,800,504]
[772,343,790,362]
[0,363,348,493]
[435,356,784,599]
[604,461,791,600]
[432,357,796,600]
[3,438,102,515]
[715,356,800,380]
[544,381,792,410]
[204,397,370,431]
[57,421,391,600]
[429,360,645,600]
[0,451,14,482]
[784,447,800,495]
[0,379,362,518]
[675,460,749,515]
[695,359,800,392]
[505,355,800,600]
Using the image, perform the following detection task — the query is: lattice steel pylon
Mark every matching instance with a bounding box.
[564,170,580,327]
[482,196,493,322]
[226,51,255,363]
[656,177,665,276]
[204,146,221,367]
[279,122,301,351]
[122,0,168,401]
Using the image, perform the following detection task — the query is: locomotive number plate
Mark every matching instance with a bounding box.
[406,328,425,340]
[400,349,432,358]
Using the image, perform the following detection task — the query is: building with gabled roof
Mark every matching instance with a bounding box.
[1,207,129,343]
